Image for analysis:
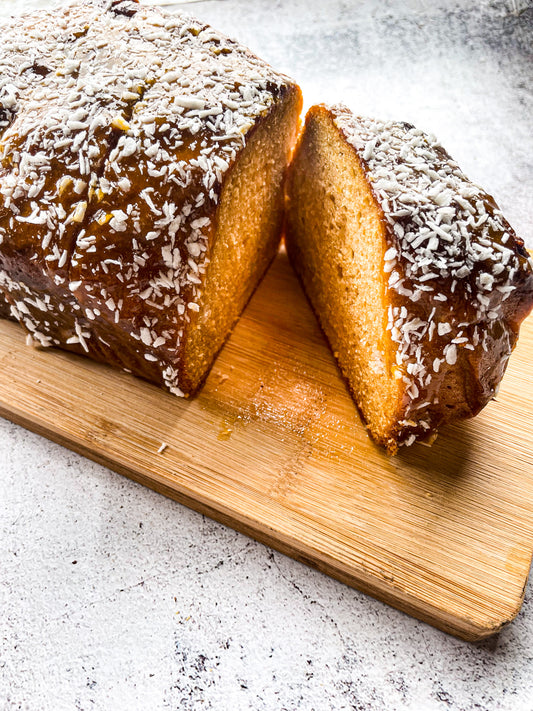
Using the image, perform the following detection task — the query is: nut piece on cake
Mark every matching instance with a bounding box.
[285,104,533,453]
[0,0,302,396]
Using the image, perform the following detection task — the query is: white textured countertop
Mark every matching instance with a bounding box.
[1,1,532,709]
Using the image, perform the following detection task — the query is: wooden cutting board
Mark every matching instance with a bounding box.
[1,249,532,641]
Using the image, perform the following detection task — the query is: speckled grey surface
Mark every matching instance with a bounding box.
[1,1,532,709]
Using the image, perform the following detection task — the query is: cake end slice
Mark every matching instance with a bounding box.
[285,104,533,453]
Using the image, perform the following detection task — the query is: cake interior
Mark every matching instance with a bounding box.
[181,86,302,393]
[285,106,401,446]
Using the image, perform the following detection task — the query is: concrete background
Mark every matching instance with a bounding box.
[1,1,532,709]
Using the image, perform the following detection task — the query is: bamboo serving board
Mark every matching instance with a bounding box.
[1,250,532,641]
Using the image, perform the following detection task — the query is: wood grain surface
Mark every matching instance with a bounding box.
[0,249,532,641]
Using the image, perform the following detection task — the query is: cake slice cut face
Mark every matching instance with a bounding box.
[285,104,533,453]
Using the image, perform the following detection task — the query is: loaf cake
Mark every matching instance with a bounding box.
[285,104,533,453]
[0,0,302,395]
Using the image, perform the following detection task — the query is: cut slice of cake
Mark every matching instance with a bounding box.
[285,104,533,453]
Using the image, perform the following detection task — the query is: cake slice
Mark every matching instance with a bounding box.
[285,104,533,453]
